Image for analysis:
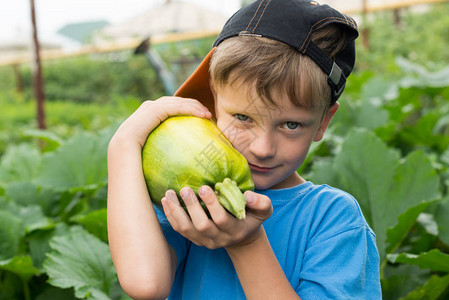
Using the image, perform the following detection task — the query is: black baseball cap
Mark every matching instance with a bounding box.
[175,0,359,114]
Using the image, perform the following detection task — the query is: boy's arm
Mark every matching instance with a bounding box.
[108,140,176,299]
[162,186,300,299]
[107,97,212,299]
[226,229,301,300]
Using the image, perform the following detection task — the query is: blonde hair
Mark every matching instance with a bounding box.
[209,24,349,112]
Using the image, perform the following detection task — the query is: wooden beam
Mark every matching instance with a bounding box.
[0,0,447,67]
[0,30,219,67]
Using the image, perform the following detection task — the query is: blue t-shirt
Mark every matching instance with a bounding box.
[155,181,381,299]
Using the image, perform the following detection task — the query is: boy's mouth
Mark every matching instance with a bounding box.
[248,163,276,173]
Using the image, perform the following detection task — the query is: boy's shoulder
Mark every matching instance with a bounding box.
[266,181,362,214]
[303,183,375,241]
[265,182,373,240]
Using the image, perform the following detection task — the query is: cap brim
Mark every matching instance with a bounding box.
[174,47,216,116]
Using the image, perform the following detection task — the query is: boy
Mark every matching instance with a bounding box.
[107,0,382,299]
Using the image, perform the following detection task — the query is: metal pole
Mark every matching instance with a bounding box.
[30,0,47,129]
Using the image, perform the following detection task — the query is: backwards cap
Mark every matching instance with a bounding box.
[175,0,359,114]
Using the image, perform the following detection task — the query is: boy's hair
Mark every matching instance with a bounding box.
[174,0,359,116]
[209,24,350,111]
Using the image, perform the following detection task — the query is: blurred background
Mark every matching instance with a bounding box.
[1,1,449,300]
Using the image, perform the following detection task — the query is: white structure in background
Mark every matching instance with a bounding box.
[92,1,228,46]
[0,27,61,63]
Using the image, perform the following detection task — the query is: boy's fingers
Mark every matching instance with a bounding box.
[244,191,273,222]
[180,187,218,235]
[162,190,192,233]
[152,97,213,120]
[198,185,234,230]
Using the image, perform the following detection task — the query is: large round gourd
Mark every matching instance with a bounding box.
[142,116,254,219]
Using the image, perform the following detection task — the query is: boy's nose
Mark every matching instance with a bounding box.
[248,131,276,159]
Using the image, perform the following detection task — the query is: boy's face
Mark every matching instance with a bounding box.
[213,81,338,190]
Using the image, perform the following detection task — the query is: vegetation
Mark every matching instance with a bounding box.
[0,2,448,299]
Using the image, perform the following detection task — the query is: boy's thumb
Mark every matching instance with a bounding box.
[244,191,273,219]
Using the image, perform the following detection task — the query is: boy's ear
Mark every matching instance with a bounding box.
[209,80,216,98]
[313,102,339,142]
[209,80,218,118]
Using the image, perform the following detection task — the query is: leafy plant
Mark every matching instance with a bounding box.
[0,3,448,298]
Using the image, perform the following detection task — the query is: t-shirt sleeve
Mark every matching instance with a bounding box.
[154,205,190,271]
[297,192,381,299]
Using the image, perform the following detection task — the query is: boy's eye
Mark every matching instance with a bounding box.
[283,122,300,130]
[235,114,249,121]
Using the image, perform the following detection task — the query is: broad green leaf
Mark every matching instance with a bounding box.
[398,111,449,153]
[71,209,108,243]
[385,202,433,255]
[35,286,77,300]
[397,57,449,88]
[308,128,441,262]
[384,150,441,253]
[331,93,390,137]
[387,249,449,272]
[0,271,23,300]
[400,274,449,300]
[307,157,339,185]
[28,223,70,270]
[356,99,390,131]
[0,210,24,260]
[360,76,398,101]
[18,205,54,233]
[332,128,400,228]
[0,198,54,234]
[43,226,117,300]
[434,196,449,246]
[0,143,42,184]
[4,182,63,218]
[21,128,63,152]
[0,255,41,281]
[381,264,430,300]
[416,213,439,236]
[36,131,109,191]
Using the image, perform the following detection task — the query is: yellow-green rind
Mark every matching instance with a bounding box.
[142,116,254,218]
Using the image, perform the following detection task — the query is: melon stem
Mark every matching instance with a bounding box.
[214,178,247,219]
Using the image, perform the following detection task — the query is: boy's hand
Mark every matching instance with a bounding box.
[109,97,212,149]
[161,186,273,249]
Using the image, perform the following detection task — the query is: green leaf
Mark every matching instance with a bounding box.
[416,213,439,236]
[381,264,430,300]
[0,210,24,260]
[35,286,77,300]
[0,198,54,234]
[434,196,449,246]
[0,143,42,184]
[399,112,449,153]
[4,182,65,219]
[308,128,441,262]
[36,131,109,191]
[19,205,54,233]
[397,57,449,88]
[400,274,449,300]
[331,93,390,137]
[43,226,117,299]
[21,128,63,151]
[387,249,449,273]
[385,202,433,255]
[0,271,23,300]
[28,223,70,270]
[0,255,41,282]
[71,209,108,243]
